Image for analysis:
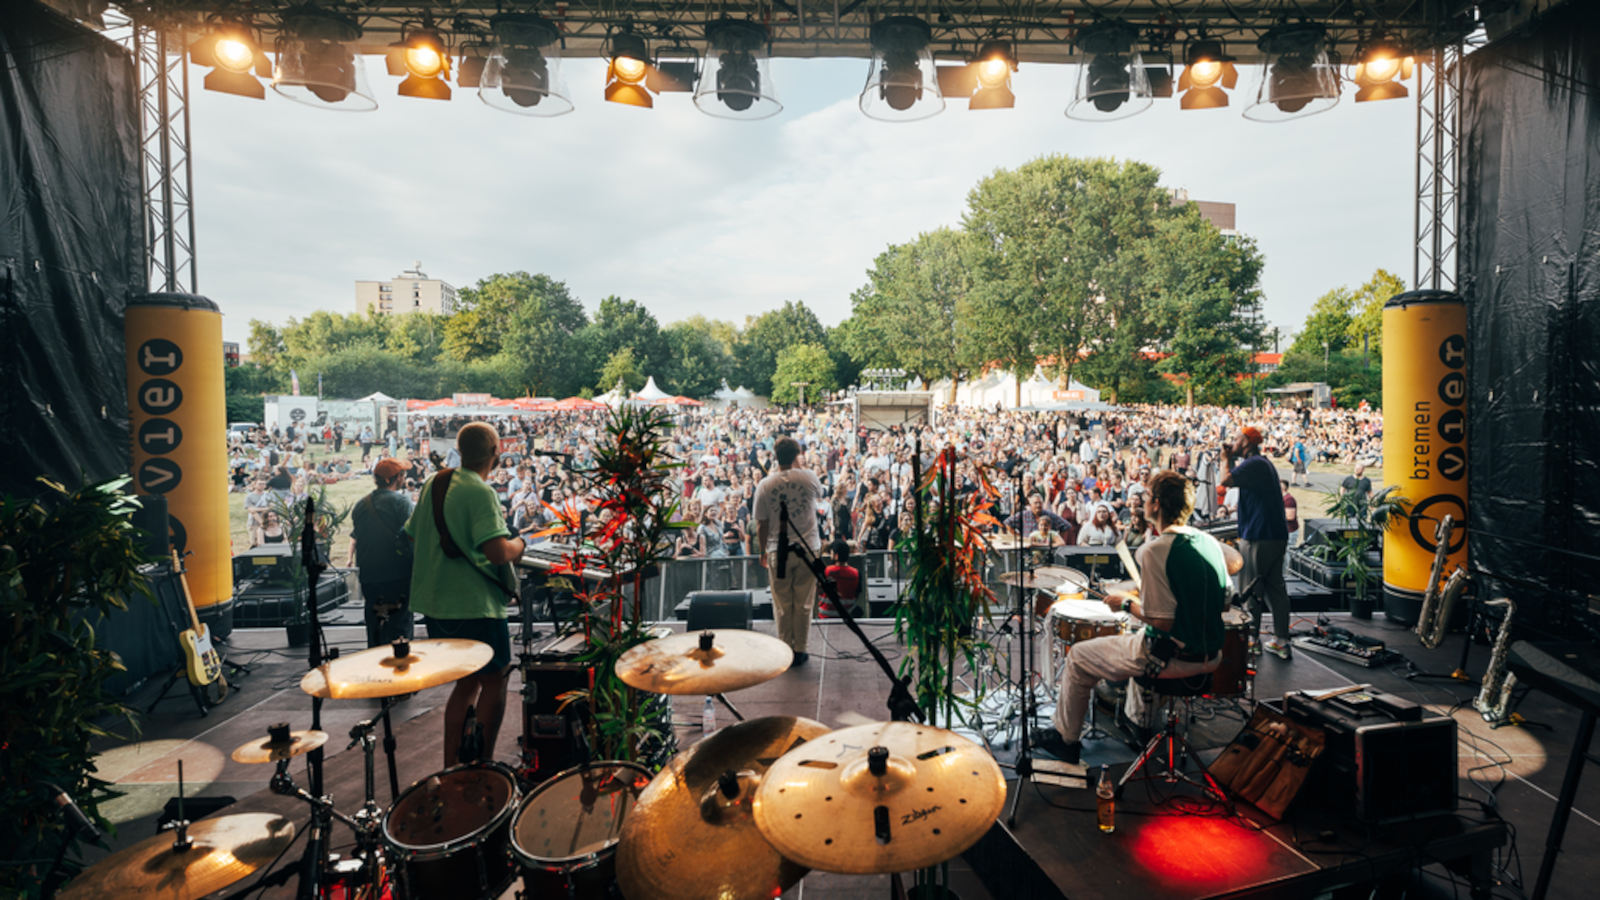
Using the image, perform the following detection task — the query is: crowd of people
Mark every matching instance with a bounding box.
[229,399,1382,553]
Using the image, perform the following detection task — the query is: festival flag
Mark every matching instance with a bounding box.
[290,369,300,395]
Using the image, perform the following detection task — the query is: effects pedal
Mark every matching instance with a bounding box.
[1292,635,1382,667]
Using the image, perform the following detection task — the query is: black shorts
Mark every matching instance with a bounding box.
[421,616,512,675]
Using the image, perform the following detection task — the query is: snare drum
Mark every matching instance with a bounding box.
[1048,598,1125,646]
[510,761,651,899]
[1209,607,1254,696]
[383,763,519,900]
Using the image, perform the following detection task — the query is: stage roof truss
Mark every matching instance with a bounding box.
[94,2,1481,65]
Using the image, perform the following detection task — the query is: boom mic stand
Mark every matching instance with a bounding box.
[296,498,331,900]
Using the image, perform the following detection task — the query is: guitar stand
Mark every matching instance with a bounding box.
[146,666,210,717]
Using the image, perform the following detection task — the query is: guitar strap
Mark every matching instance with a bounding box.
[430,469,517,601]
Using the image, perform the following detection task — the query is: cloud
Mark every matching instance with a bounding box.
[191,57,1414,347]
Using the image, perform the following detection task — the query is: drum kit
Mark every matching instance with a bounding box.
[59,630,1005,900]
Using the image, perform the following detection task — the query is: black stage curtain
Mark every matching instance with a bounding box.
[0,1,140,496]
[1460,3,1600,631]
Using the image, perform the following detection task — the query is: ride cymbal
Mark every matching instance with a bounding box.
[752,721,1006,874]
[299,638,493,700]
[230,727,327,765]
[57,813,295,899]
[614,630,792,696]
[617,716,830,900]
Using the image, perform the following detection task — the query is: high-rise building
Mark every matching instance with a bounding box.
[356,261,458,317]
[1169,188,1237,237]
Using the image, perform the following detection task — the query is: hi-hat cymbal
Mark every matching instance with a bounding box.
[752,721,1006,875]
[299,639,492,700]
[614,630,792,696]
[1000,565,1084,592]
[57,813,295,900]
[617,716,830,900]
[230,729,327,765]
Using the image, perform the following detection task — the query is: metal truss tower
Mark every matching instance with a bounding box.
[132,20,197,294]
[1415,42,1462,292]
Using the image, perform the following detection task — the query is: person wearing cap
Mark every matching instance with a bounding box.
[348,457,417,648]
[1222,425,1292,660]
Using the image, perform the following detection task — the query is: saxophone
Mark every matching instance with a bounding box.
[1473,597,1520,727]
[1414,515,1457,648]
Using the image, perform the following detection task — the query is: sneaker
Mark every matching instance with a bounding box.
[791,652,809,666]
[1264,638,1293,660]
[1030,728,1081,765]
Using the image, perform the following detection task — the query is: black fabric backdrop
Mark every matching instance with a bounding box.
[0,1,140,496]
[1460,3,1600,632]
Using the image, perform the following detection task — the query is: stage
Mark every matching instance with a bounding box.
[83,610,1595,899]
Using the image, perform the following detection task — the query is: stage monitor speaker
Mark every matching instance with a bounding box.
[1285,688,1457,824]
[131,494,170,560]
[685,590,753,631]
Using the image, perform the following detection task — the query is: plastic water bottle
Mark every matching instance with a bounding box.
[702,696,717,733]
[1096,765,1115,833]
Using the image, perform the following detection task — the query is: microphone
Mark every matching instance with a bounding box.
[45,783,101,842]
[776,499,789,579]
[532,449,573,460]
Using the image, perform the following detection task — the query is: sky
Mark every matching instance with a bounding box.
[190,56,1417,349]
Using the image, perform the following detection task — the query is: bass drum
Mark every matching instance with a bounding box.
[1209,607,1255,697]
[511,761,652,899]
[383,762,519,900]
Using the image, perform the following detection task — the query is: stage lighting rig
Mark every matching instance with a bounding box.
[969,39,1017,110]
[860,16,944,122]
[1066,20,1152,120]
[1245,23,1339,121]
[695,18,781,120]
[272,7,375,111]
[481,14,572,116]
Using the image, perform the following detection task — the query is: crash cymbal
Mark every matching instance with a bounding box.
[617,716,829,900]
[1220,542,1244,575]
[614,630,792,696]
[299,638,492,700]
[1000,565,1084,592]
[986,534,1025,551]
[752,721,1006,875]
[230,726,327,765]
[57,813,295,900]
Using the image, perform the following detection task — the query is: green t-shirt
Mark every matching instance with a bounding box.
[1135,525,1228,656]
[406,468,515,620]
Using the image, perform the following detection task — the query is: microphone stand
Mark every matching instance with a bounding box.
[296,497,329,900]
[1005,469,1040,828]
[774,506,922,724]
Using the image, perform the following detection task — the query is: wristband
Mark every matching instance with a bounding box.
[1120,597,1134,614]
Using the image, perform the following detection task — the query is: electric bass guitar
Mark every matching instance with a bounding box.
[172,548,224,690]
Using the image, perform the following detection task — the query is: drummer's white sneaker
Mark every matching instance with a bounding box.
[1263,638,1293,660]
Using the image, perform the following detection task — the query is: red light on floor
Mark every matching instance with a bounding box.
[1130,816,1279,888]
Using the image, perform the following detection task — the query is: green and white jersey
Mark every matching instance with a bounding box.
[1136,525,1229,655]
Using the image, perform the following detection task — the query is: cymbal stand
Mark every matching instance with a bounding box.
[270,727,386,900]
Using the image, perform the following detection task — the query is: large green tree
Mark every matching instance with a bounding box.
[587,296,667,376]
[1344,268,1405,364]
[841,228,977,399]
[770,343,838,404]
[596,346,646,394]
[1145,209,1267,405]
[386,311,447,365]
[247,319,285,371]
[279,311,390,368]
[962,156,1174,400]
[661,320,733,397]
[493,273,591,397]
[734,301,828,396]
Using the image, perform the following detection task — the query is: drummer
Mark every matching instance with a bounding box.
[1032,469,1229,765]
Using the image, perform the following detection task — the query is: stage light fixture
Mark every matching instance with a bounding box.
[1067,20,1152,120]
[1352,34,1414,102]
[457,40,490,88]
[1245,24,1339,121]
[649,42,701,93]
[605,29,653,108]
[396,27,451,100]
[480,14,573,116]
[191,20,271,99]
[695,19,781,119]
[1177,36,1237,110]
[969,40,1016,110]
[1143,50,1175,98]
[272,9,376,111]
[860,16,944,121]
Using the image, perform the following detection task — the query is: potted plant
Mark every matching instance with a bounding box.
[1313,484,1407,618]
[0,477,150,897]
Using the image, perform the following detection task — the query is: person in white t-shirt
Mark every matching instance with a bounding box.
[754,436,827,663]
